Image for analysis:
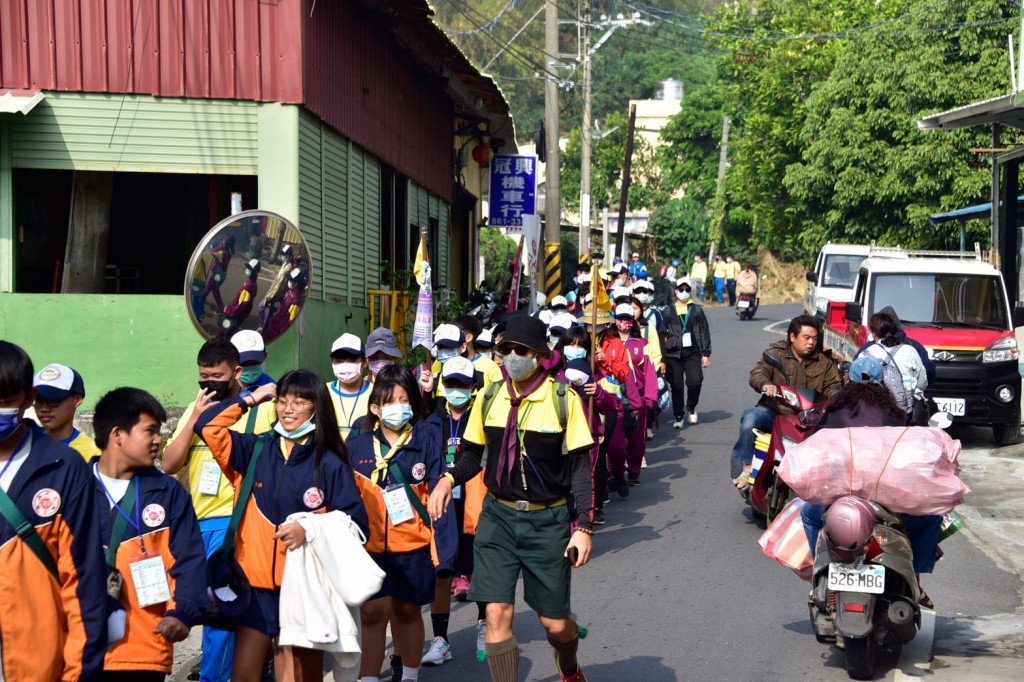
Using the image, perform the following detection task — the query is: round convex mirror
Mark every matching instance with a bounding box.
[184,210,313,343]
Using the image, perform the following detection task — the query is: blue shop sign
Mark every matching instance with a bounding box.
[488,155,538,229]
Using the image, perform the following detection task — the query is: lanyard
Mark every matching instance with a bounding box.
[447,409,464,464]
[678,304,692,331]
[371,426,412,486]
[0,430,31,482]
[514,402,535,447]
[94,464,144,553]
[332,380,368,429]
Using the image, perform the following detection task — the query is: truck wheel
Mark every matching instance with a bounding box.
[992,418,1021,446]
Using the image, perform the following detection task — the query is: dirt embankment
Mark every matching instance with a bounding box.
[755,249,807,305]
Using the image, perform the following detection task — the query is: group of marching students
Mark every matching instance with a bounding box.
[1,291,671,682]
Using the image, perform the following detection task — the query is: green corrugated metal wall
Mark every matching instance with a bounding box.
[8,92,258,174]
[297,111,381,307]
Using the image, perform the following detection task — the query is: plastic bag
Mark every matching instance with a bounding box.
[757,497,812,581]
[777,426,969,515]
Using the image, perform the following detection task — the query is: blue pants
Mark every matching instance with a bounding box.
[714,277,726,304]
[730,405,776,479]
[801,504,943,574]
[199,517,234,682]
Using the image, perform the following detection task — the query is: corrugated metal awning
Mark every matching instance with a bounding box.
[929,196,1024,224]
[0,90,45,115]
[917,93,1024,132]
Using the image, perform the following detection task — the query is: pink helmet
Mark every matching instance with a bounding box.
[825,496,876,551]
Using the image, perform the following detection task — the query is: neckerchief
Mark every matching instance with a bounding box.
[371,424,413,486]
[495,353,560,485]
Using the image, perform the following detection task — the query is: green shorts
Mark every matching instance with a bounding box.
[469,495,572,618]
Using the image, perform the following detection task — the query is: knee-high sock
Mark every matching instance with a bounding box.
[548,624,580,675]
[485,637,520,682]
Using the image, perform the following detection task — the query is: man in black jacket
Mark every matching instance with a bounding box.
[661,278,712,428]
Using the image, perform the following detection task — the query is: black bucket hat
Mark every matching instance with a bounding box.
[500,315,549,353]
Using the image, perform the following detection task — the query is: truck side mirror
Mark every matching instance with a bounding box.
[845,302,862,323]
[805,270,816,283]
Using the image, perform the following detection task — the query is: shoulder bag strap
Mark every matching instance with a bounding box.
[105,478,138,569]
[243,402,260,434]
[0,486,60,580]
[218,435,268,559]
[388,463,431,528]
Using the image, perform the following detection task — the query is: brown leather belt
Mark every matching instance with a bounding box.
[490,494,567,512]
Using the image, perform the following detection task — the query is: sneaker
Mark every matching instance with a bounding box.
[555,653,588,682]
[186,661,201,681]
[593,508,606,525]
[453,575,470,602]
[616,480,629,498]
[627,473,640,486]
[672,419,685,429]
[688,410,698,425]
[646,428,655,440]
[641,456,648,469]
[421,636,452,666]
[390,654,403,680]
[476,619,487,659]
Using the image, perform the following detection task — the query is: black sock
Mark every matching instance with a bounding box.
[431,613,450,640]
[477,601,487,621]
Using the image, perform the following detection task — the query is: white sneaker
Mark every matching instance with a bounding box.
[421,636,452,666]
[646,428,655,440]
[672,419,685,429]
[688,411,698,425]
[475,619,487,658]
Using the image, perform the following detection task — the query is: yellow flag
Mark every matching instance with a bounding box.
[413,230,429,284]
[592,263,612,312]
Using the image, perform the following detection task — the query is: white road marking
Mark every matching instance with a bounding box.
[894,608,936,680]
[762,319,789,335]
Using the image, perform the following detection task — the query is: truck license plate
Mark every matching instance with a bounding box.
[828,563,885,594]
[737,300,750,309]
[933,397,965,416]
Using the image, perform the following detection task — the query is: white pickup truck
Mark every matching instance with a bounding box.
[804,243,873,317]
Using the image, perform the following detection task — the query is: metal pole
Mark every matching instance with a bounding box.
[579,1,593,259]
[707,115,731,263]
[543,0,562,303]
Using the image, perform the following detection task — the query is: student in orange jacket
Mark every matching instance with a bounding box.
[91,388,206,681]
[0,341,107,681]
[195,370,369,682]
[347,364,457,682]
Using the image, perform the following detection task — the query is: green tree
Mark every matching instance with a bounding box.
[649,197,710,264]
[479,227,518,292]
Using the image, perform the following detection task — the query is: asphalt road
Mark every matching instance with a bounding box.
[412,303,1020,681]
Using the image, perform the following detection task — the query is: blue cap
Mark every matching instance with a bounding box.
[850,357,883,385]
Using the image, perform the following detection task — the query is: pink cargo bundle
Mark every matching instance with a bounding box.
[777,426,970,515]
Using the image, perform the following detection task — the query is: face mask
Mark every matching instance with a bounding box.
[479,351,493,360]
[445,387,473,408]
[585,324,607,336]
[245,269,253,278]
[198,379,233,401]
[274,417,316,440]
[380,404,414,430]
[0,407,22,441]
[239,365,264,385]
[615,319,633,332]
[333,362,362,383]
[504,353,539,381]
[368,359,393,375]
[564,346,587,362]
[676,291,691,302]
[437,347,459,362]
[547,335,559,348]
[635,293,650,304]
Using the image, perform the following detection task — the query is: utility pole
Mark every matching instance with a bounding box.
[614,104,637,260]
[543,0,562,304]
[579,1,593,259]
[708,115,730,263]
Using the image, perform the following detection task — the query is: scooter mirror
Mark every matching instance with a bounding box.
[800,408,824,427]
[837,361,851,373]
[928,411,953,429]
[184,210,313,344]
[762,351,792,384]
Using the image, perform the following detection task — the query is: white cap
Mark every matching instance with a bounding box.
[611,286,631,301]
[676,277,692,289]
[231,330,267,363]
[632,279,654,292]
[614,263,628,274]
[551,312,577,332]
[434,323,465,348]
[330,332,364,355]
[614,303,634,319]
[476,328,495,348]
[246,258,260,270]
[551,295,568,308]
[632,252,640,258]
[441,356,475,385]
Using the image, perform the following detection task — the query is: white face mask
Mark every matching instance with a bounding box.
[333,362,362,383]
[635,293,650,304]
[676,291,691,302]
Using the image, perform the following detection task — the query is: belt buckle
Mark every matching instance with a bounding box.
[515,500,529,512]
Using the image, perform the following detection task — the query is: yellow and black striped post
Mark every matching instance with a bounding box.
[544,242,561,304]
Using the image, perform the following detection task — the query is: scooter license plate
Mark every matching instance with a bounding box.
[828,563,885,594]
[737,300,750,309]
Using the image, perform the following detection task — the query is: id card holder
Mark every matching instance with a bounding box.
[383,485,415,525]
[682,332,693,348]
[198,460,222,496]
[128,552,171,607]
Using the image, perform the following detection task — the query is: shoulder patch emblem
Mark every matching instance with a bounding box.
[32,488,61,518]
[303,487,324,509]
[142,504,166,527]
[411,463,426,481]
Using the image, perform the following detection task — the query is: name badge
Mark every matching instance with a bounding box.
[682,332,693,348]
[383,486,415,525]
[198,461,222,496]
[452,485,462,500]
[128,552,171,607]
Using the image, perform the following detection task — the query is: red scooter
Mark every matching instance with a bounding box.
[746,352,829,521]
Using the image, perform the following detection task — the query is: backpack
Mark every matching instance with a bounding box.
[872,344,915,413]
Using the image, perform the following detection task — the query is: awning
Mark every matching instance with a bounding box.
[0,90,44,115]
[917,93,1024,132]
[930,196,1024,224]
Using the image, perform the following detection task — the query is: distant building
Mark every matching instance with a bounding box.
[629,78,684,151]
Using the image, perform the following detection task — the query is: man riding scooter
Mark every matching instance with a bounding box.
[730,315,843,490]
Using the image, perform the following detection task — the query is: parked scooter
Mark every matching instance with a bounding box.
[746,352,829,520]
[736,291,759,320]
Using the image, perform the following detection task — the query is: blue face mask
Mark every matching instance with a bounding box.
[274,416,316,440]
[0,408,21,441]
[437,347,459,362]
[564,346,587,362]
[240,364,265,385]
[479,351,493,360]
[380,404,414,430]
[445,387,473,408]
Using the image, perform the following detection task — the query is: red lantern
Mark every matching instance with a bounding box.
[472,142,493,166]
